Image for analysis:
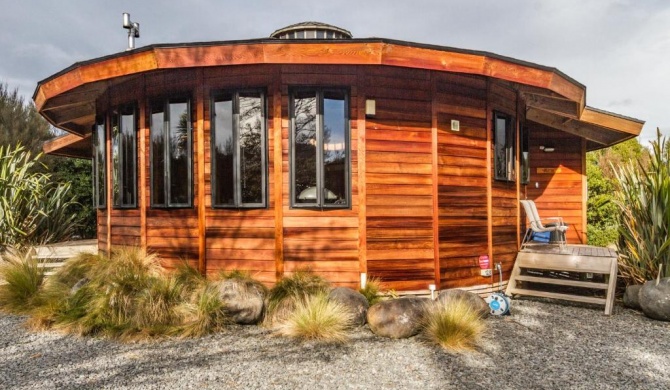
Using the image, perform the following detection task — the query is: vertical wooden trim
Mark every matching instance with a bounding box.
[138,77,147,250]
[356,69,367,280]
[196,70,207,274]
[430,73,441,288]
[273,83,284,280]
[485,80,493,265]
[582,140,588,244]
[515,93,522,249]
[106,108,112,253]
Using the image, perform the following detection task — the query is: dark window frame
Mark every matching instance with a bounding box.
[289,87,351,210]
[149,96,194,208]
[493,111,516,182]
[111,104,138,209]
[92,119,106,209]
[210,89,268,209]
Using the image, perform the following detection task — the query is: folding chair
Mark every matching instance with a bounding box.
[520,200,568,251]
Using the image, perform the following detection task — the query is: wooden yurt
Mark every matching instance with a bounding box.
[35,22,643,292]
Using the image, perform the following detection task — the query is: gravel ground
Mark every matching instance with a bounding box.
[1,299,669,390]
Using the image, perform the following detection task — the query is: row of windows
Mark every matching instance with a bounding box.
[92,99,530,211]
[92,88,350,210]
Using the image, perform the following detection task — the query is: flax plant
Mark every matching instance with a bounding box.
[614,130,670,285]
[0,144,78,250]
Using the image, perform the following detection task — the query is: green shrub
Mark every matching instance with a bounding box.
[276,293,353,343]
[266,270,330,324]
[614,130,670,285]
[0,144,79,250]
[421,297,485,351]
[0,248,45,313]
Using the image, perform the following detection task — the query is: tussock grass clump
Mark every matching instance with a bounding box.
[175,281,229,338]
[421,297,486,352]
[359,277,383,306]
[0,249,45,313]
[276,293,353,343]
[266,270,330,324]
[173,260,205,290]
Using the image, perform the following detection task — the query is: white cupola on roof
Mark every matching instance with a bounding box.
[270,21,352,39]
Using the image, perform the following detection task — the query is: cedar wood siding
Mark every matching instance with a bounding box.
[93,64,586,290]
[364,66,434,291]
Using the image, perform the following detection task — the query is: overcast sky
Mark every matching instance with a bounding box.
[1,0,667,144]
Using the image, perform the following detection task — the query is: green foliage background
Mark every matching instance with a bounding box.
[0,83,95,239]
[586,139,649,247]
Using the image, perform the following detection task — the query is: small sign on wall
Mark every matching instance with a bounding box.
[537,167,562,174]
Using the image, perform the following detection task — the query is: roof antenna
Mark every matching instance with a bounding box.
[122,13,140,51]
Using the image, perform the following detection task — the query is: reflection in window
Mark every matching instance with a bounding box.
[494,111,516,182]
[211,91,266,208]
[150,98,192,207]
[111,106,137,208]
[290,89,349,208]
[92,119,106,208]
[521,125,530,184]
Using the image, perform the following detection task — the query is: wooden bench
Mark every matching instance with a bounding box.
[506,245,618,315]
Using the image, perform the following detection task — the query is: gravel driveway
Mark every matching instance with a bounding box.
[1,299,668,390]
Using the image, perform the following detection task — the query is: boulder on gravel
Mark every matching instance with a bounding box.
[623,284,642,311]
[639,277,670,321]
[217,278,266,325]
[328,287,369,326]
[367,297,427,339]
[436,289,489,317]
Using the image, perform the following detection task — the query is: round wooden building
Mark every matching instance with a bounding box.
[36,22,643,292]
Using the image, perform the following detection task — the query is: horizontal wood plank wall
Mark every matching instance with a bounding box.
[281,65,360,289]
[489,81,518,282]
[525,122,586,244]
[97,212,107,251]
[365,67,434,291]
[203,65,278,284]
[434,73,490,289]
[144,70,199,269]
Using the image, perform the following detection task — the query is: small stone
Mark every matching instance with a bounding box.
[367,297,427,339]
[639,277,670,321]
[70,278,89,296]
[623,284,642,311]
[328,287,369,326]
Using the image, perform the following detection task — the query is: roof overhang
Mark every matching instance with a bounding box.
[43,133,91,159]
[34,38,643,156]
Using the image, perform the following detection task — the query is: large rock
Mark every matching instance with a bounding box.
[217,279,266,325]
[623,284,642,311]
[328,287,369,326]
[640,278,670,321]
[367,297,427,339]
[437,289,489,317]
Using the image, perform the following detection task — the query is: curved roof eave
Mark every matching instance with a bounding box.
[34,37,643,154]
[33,38,586,106]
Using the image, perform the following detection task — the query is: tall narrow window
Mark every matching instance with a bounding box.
[520,125,530,184]
[150,98,192,208]
[493,111,516,182]
[92,119,106,208]
[211,90,266,208]
[290,88,349,208]
[111,105,137,208]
